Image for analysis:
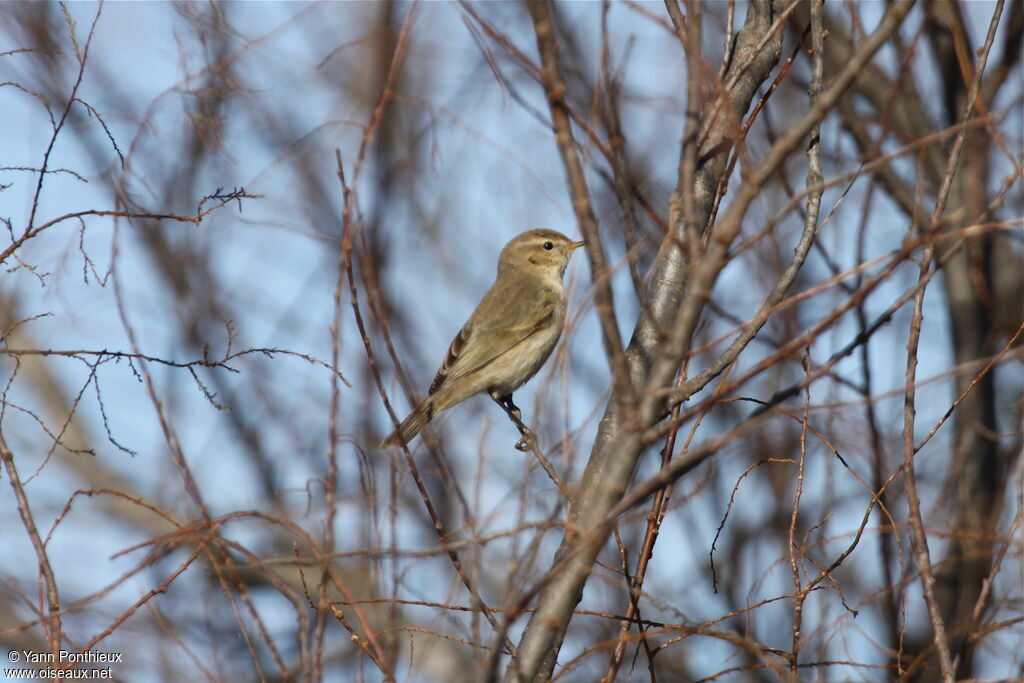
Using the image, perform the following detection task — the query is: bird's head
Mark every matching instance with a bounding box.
[497,229,585,279]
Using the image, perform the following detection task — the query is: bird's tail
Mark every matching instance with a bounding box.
[381,398,437,448]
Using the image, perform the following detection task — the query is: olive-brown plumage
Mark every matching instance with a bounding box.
[381,229,583,448]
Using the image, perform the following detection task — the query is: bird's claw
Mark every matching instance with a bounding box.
[515,430,535,452]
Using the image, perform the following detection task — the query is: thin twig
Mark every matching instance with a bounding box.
[493,399,570,499]
[0,434,62,658]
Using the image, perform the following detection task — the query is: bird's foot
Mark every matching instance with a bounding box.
[514,429,536,452]
[494,393,534,450]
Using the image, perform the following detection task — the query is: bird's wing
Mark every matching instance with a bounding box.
[428,284,557,396]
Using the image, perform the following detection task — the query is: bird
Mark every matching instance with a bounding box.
[381,229,584,448]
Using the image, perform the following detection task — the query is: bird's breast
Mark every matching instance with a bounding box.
[487,299,566,396]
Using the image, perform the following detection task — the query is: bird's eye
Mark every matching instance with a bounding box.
[543,241,554,251]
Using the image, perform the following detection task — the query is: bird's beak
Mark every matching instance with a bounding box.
[570,240,586,250]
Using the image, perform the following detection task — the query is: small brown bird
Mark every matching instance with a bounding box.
[381,229,584,448]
